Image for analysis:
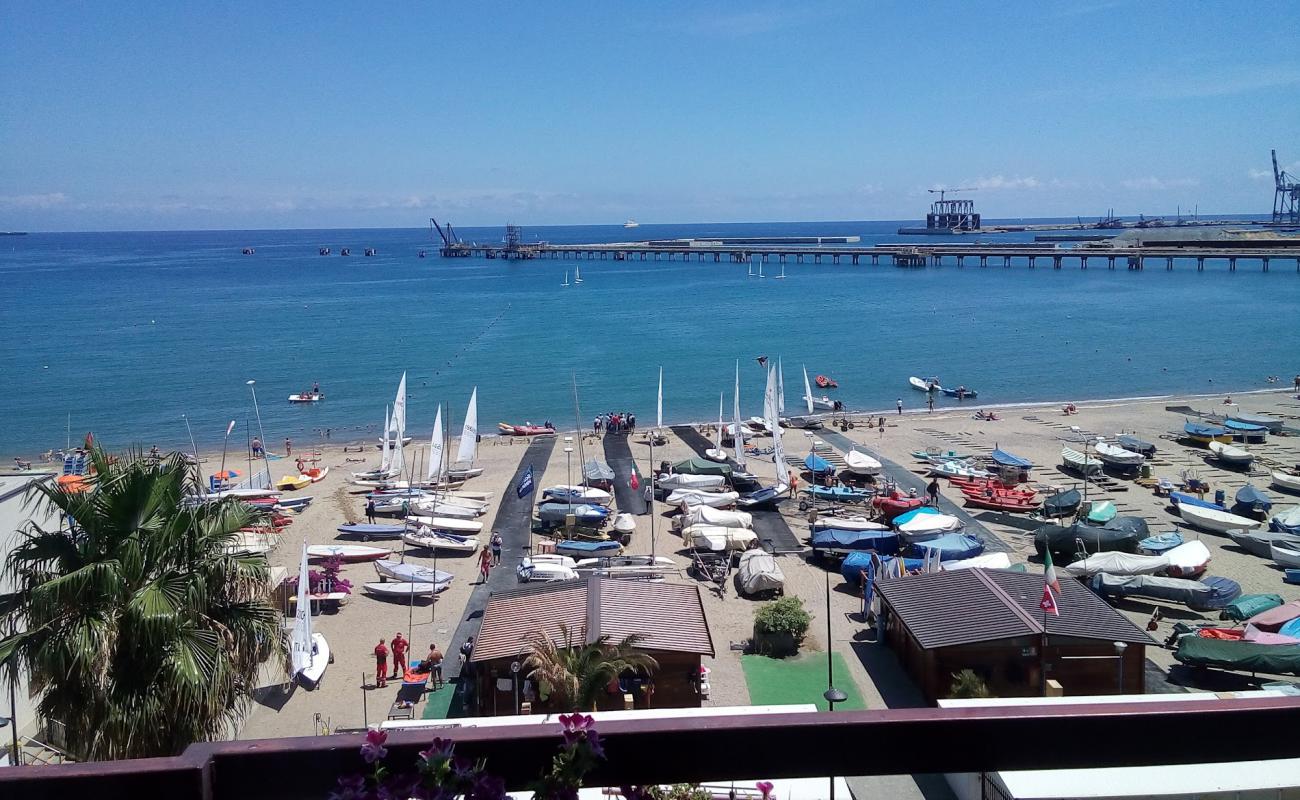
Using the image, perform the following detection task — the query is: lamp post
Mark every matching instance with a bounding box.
[823,570,848,800]
[1114,641,1127,694]
[563,439,574,515]
[246,380,270,487]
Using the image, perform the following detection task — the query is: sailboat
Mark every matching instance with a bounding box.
[733,361,747,470]
[803,365,836,412]
[748,260,755,277]
[561,271,570,287]
[352,404,398,480]
[777,358,786,416]
[449,387,482,479]
[765,363,790,492]
[427,405,445,485]
[705,392,728,462]
[575,264,583,284]
[291,543,330,689]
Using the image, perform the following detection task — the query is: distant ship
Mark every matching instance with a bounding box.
[0,231,28,236]
[623,220,640,229]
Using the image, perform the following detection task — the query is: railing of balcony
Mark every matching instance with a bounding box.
[2,697,1299,800]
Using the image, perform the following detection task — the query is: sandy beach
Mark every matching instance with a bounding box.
[226,387,1300,747]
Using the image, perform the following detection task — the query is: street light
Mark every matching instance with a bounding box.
[1114,641,1128,693]
[823,570,848,800]
[563,440,574,520]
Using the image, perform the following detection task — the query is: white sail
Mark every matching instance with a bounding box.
[802,365,814,415]
[656,367,663,430]
[456,387,478,466]
[379,405,393,473]
[733,361,746,468]
[290,543,312,677]
[391,372,407,478]
[763,363,778,423]
[575,264,583,284]
[427,404,445,482]
[715,393,725,451]
[778,358,786,414]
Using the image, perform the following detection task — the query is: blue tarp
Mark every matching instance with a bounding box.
[1224,419,1267,432]
[1234,485,1272,514]
[1184,420,1226,437]
[841,552,876,585]
[893,506,940,526]
[908,533,985,561]
[1170,492,1225,512]
[1138,531,1184,554]
[991,447,1033,468]
[804,454,834,474]
[812,528,900,556]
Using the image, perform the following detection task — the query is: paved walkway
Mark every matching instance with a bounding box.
[601,432,646,514]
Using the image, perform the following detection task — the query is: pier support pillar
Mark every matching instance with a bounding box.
[980,255,987,267]
[1167,257,1174,271]
[1197,257,1204,271]
[1263,258,1270,272]
[852,255,859,265]
[1029,256,1035,269]
[1229,257,1236,272]
[871,255,878,265]
[1053,256,1061,269]
[957,255,964,267]
[1080,255,1087,269]
[1108,256,1115,270]
[780,254,786,264]
[797,255,803,263]
[1004,256,1011,267]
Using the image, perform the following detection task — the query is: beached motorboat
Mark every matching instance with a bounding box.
[736,549,785,597]
[542,485,614,507]
[337,523,406,540]
[1090,574,1241,612]
[1059,446,1103,476]
[1232,485,1272,517]
[363,581,441,599]
[963,492,1038,513]
[374,559,453,586]
[682,524,757,552]
[909,376,940,392]
[1085,500,1117,524]
[1169,491,1225,512]
[1227,411,1284,433]
[656,472,726,491]
[930,460,993,480]
[1271,542,1300,569]
[1272,471,1300,494]
[517,556,579,583]
[290,544,329,689]
[1272,506,1300,535]
[1034,517,1146,563]
[1062,550,1170,578]
[497,422,555,436]
[679,505,752,530]
[843,449,882,476]
[402,528,479,553]
[1209,440,1254,468]
[554,539,622,558]
[307,544,390,562]
[811,515,889,532]
[666,490,740,508]
[896,510,964,541]
[1222,418,1269,442]
[1183,420,1232,445]
[1164,540,1213,578]
[804,453,835,475]
[1177,503,1262,534]
[536,502,611,524]
[1229,529,1300,558]
[275,474,311,491]
[810,527,900,557]
[1116,435,1156,457]
[990,448,1033,469]
[1041,488,1082,518]
[1093,441,1144,470]
[405,515,484,534]
[909,533,984,562]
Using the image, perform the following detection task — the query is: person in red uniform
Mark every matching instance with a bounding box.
[373,639,389,688]
[391,633,409,679]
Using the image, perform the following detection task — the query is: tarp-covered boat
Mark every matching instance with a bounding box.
[582,459,616,484]
[736,549,785,596]
[666,489,739,508]
[1165,540,1212,578]
[1061,551,1170,578]
[657,472,726,491]
[1226,412,1284,433]
[552,539,622,558]
[804,453,835,475]
[811,515,889,532]
[943,552,1012,571]
[736,485,785,510]
[1093,441,1144,469]
[1232,485,1272,517]
[1169,491,1225,512]
[543,485,614,506]
[672,457,733,477]
[811,527,900,557]
[843,450,882,476]
[1228,529,1300,558]
[1138,531,1183,555]
[1220,593,1283,622]
[1175,636,1300,675]
[1272,506,1300,535]
[1090,573,1241,611]
[680,505,752,529]
[1042,488,1081,518]
[1034,517,1146,563]
[1116,435,1156,458]
[804,485,873,503]
[1085,500,1117,524]
[896,510,964,542]
[907,533,984,561]
[682,524,757,552]
[990,448,1033,469]
[536,502,611,524]
[1183,420,1231,444]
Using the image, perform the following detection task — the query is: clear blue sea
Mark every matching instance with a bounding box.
[2,219,1297,457]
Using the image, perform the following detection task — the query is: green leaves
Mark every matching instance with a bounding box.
[522,623,659,713]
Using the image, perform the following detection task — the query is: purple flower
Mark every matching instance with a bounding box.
[377,774,419,800]
[558,713,595,734]
[583,730,606,759]
[756,780,775,799]
[418,736,455,766]
[469,773,508,800]
[329,773,368,800]
[360,728,388,764]
[450,754,478,781]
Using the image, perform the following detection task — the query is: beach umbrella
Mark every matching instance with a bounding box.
[213,469,241,480]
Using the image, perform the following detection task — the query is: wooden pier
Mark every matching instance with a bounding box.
[452,241,1300,272]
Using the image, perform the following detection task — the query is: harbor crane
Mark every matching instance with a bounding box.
[1273,149,1300,225]
[430,217,470,257]
[927,187,978,203]
[925,187,980,231]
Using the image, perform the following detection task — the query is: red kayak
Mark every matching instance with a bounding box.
[949,478,1035,497]
[963,494,1038,513]
[873,492,925,520]
[497,422,556,436]
[959,486,1037,502]
[815,375,838,389]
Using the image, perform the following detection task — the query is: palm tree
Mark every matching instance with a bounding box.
[522,623,659,712]
[0,446,285,761]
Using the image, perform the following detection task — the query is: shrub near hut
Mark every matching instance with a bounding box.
[753,596,811,657]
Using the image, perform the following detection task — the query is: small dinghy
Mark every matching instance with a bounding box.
[363,582,441,600]
[1232,485,1273,518]
[940,385,977,399]
[1178,503,1262,535]
[1209,440,1254,468]
[374,559,453,586]
[1228,529,1300,558]
[665,490,739,508]
[909,376,940,392]
[1042,488,1082,518]
[1060,446,1103,476]
[1093,441,1145,470]
[276,474,311,491]
[302,467,329,483]
[1183,420,1231,445]
[542,485,614,506]
[736,549,785,597]
[930,460,993,480]
[1226,411,1284,432]
[404,515,483,534]
[909,533,984,561]
[1271,542,1300,569]
[736,485,785,510]
[1271,506,1300,535]
[307,544,390,562]
[290,544,328,689]
[703,448,729,463]
[402,528,479,553]
[337,523,406,540]
[517,556,579,583]
[843,449,882,476]
[1273,471,1300,494]
[804,485,873,504]
[1164,540,1212,579]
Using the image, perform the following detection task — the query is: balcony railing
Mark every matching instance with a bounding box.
[2,696,1299,799]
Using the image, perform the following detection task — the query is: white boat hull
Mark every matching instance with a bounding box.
[307,544,391,561]
[402,529,480,552]
[1271,471,1300,493]
[295,633,329,689]
[1270,543,1300,569]
[363,582,441,598]
[405,516,483,534]
[1209,440,1254,467]
[1177,502,1262,534]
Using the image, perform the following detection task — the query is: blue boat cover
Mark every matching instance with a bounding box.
[1184,420,1225,437]
[840,552,876,585]
[808,485,872,501]
[1281,618,1300,639]
[812,528,899,556]
[991,448,1033,468]
[1273,512,1300,535]
[1116,435,1156,456]
[1234,485,1272,513]
[893,506,940,526]
[338,523,406,536]
[555,539,621,554]
[804,454,834,474]
[1224,419,1266,432]
[908,533,984,561]
[1138,531,1184,554]
[1170,492,1225,512]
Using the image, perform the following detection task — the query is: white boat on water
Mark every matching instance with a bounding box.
[404,515,483,534]
[909,376,940,392]
[1177,502,1262,534]
[290,544,329,689]
[1274,471,1300,493]
[1209,440,1255,468]
[623,219,640,228]
[1093,440,1145,469]
[403,527,480,552]
[844,449,882,476]
[374,559,453,587]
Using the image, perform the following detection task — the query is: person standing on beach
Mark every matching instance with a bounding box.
[251,437,263,458]
[426,644,445,689]
[490,531,503,566]
[373,639,389,688]
[896,398,903,415]
[391,633,409,679]
[926,395,934,413]
[366,498,377,524]
[284,437,292,456]
[478,547,492,584]
[927,478,940,506]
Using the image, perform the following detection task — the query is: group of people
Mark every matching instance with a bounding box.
[373,632,448,690]
[594,411,636,434]
[476,531,504,583]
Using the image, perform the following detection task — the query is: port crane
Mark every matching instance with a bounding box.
[925,187,980,231]
[927,187,977,203]
[430,218,470,257]
[1273,149,1299,225]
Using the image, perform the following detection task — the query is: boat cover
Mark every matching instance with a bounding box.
[737,486,784,509]
[893,507,938,526]
[1233,485,1272,514]
[1169,492,1224,511]
[1117,435,1156,456]
[657,473,726,490]
[375,560,453,585]
[1034,518,1145,563]
[1086,500,1117,524]
[1175,637,1300,676]
[844,450,882,474]
[1184,421,1226,437]
[737,549,785,595]
[1220,594,1284,622]
[807,485,872,502]
[991,448,1033,468]
[681,505,752,529]
[582,459,615,482]
[804,454,834,474]
[811,528,900,556]
[1223,419,1267,432]
[666,490,739,507]
[907,533,984,561]
[1273,506,1300,535]
[1060,551,1169,578]
[1089,574,1240,611]
[840,552,877,585]
[1165,540,1211,575]
[1229,530,1300,557]
[1042,488,1081,518]
[897,512,963,539]
[683,525,757,552]
[942,552,1013,571]
[672,457,733,477]
[554,539,621,555]
[338,524,406,537]
[536,503,610,523]
[1247,600,1300,632]
[1138,531,1183,554]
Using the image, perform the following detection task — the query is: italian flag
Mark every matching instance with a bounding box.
[1043,549,1060,594]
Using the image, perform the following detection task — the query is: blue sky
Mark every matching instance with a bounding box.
[2,1,1298,230]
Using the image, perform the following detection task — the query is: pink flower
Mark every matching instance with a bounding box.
[360,728,388,764]
[756,781,774,799]
[558,713,595,733]
[418,737,455,768]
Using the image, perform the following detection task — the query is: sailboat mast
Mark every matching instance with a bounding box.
[571,374,586,487]
[734,360,746,468]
